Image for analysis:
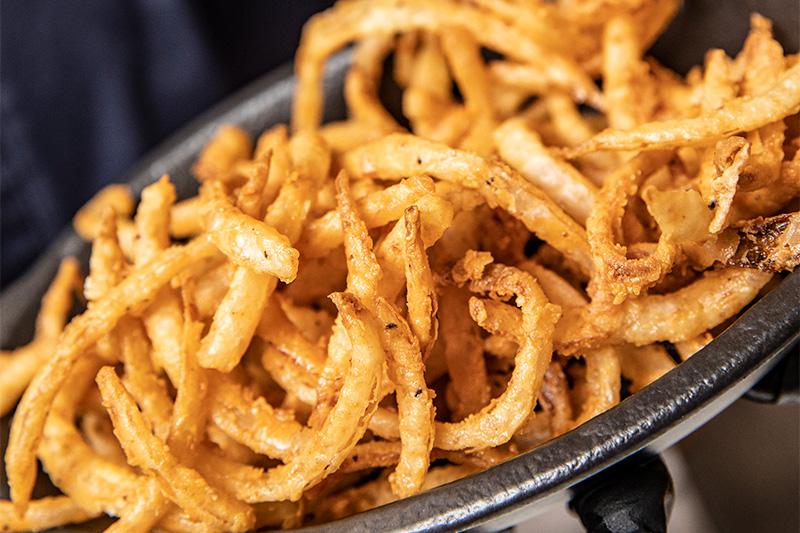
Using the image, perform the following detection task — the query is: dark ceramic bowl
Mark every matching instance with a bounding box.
[2,2,799,531]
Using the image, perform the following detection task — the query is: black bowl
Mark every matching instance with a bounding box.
[2,3,799,531]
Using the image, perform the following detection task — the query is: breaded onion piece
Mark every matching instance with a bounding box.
[565,62,800,156]
[208,375,306,461]
[232,292,384,502]
[586,150,676,304]
[0,497,100,533]
[0,258,82,416]
[200,180,299,283]
[344,133,593,274]
[198,173,314,372]
[403,205,439,356]
[556,267,774,352]
[370,296,435,498]
[97,367,256,532]
[436,259,559,450]
[6,237,218,513]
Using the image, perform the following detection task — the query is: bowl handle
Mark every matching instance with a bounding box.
[569,453,673,533]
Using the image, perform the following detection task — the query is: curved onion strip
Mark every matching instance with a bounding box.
[231,292,384,503]
[0,258,82,416]
[118,317,173,441]
[132,176,175,265]
[586,150,676,304]
[258,300,326,375]
[301,169,384,428]
[439,284,491,418]
[375,194,455,302]
[556,267,774,352]
[293,0,600,131]
[103,480,171,533]
[200,180,299,282]
[0,497,100,533]
[437,261,559,450]
[96,367,256,532]
[368,261,560,450]
[371,296,435,498]
[344,133,593,274]
[615,268,774,345]
[403,205,439,356]
[198,173,313,372]
[84,208,128,302]
[260,344,319,405]
[207,375,306,461]
[345,35,405,133]
[37,356,147,519]
[566,62,800,157]
[6,237,217,513]
[493,118,597,225]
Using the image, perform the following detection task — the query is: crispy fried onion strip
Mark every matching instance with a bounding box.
[0,258,82,416]
[257,300,326,406]
[83,207,128,301]
[130,177,189,385]
[207,374,306,461]
[437,257,559,450]
[37,354,206,533]
[586,150,677,303]
[198,170,315,372]
[556,267,774,353]
[0,497,100,533]
[565,61,800,157]
[96,366,256,532]
[199,180,299,282]
[403,205,439,357]
[6,236,218,513]
[293,0,600,131]
[344,133,593,274]
[223,292,384,503]
[493,117,598,226]
[370,252,560,450]
[37,356,147,520]
[369,297,435,498]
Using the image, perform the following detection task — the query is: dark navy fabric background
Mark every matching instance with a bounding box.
[0,1,335,287]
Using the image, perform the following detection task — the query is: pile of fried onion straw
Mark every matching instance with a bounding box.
[2,0,798,531]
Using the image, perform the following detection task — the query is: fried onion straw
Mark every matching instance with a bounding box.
[0,497,100,533]
[293,0,601,131]
[0,258,82,416]
[565,62,800,157]
[6,237,218,514]
[556,267,774,353]
[3,3,799,530]
[344,133,594,273]
[97,367,256,532]
[233,292,384,502]
[586,150,676,303]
